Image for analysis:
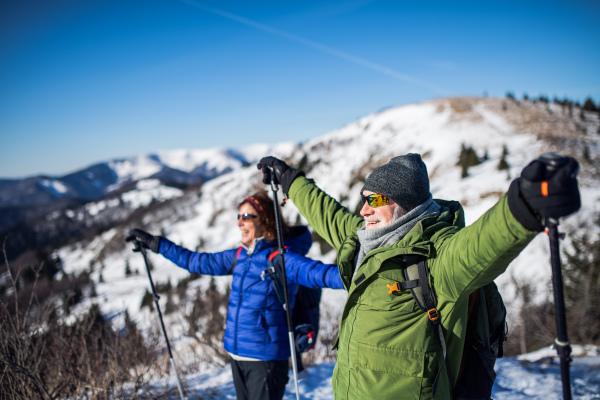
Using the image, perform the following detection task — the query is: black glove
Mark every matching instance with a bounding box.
[257,156,305,196]
[125,228,161,253]
[508,154,580,231]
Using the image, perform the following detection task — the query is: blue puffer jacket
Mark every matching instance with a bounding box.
[158,226,343,361]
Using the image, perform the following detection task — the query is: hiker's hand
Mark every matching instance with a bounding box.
[257,156,305,196]
[257,156,290,185]
[508,154,580,231]
[521,155,580,220]
[126,228,161,253]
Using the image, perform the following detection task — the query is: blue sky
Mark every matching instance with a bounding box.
[1,0,599,178]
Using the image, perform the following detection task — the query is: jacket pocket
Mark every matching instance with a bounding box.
[258,312,272,343]
[355,342,425,399]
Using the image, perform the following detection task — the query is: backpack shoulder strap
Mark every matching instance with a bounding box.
[398,255,437,313]
[455,288,481,385]
[227,246,244,274]
[269,248,281,261]
[262,247,289,306]
[399,256,454,396]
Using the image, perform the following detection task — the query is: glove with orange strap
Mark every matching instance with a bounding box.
[508,153,580,231]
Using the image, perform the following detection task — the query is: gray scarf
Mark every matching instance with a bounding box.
[354,195,441,277]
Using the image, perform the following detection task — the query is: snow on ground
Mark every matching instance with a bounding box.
[158,351,600,400]
[121,179,183,208]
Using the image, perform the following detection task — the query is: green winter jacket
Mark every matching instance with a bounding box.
[288,176,537,400]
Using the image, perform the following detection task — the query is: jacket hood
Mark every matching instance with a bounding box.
[417,199,465,242]
[282,225,313,256]
[431,199,465,228]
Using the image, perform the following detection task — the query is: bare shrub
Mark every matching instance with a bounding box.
[183,278,229,365]
[0,242,178,399]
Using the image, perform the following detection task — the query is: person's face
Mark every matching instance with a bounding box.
[238,203,265,246]
[360,190,405,230]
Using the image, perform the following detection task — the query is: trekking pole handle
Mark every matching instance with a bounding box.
[135,241,161,301]
[536,153,578,227]
[536,152,579,179]
[537,153,568,171]
[268,166,286,254]
[267,166,280,193]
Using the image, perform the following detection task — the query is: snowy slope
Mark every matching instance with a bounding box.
[54,96,600,397]
[178,349,600,399]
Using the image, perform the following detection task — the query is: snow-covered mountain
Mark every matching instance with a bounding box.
[7,96,600,397]
[1,144,297,202]
[0,142,297,261]
[53,94,599,350]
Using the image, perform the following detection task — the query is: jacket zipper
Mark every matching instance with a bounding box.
[234,251,252,354]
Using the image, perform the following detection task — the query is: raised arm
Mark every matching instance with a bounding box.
[284,252,344,289]
[125,228,236,276]
[288,177,363,251]
[257,156,363,251]
[431,196,536,301]
[158,238,237,276]
[432,154,581,301]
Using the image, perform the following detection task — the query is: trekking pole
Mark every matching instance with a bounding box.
[266,166,302,400]
[133,240,186,400]
[546,219,572,400]
[538,153,573,400]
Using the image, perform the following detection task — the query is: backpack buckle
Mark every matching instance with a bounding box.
[387,282,401,294]
[427,308,440,322]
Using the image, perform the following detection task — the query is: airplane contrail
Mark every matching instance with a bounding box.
[179,0,449,94]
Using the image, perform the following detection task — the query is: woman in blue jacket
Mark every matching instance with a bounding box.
[127,190,343,400]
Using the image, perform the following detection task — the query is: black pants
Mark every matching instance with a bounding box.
[230,357,289,400]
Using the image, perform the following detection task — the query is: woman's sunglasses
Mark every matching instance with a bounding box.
[237,213,258,221]
[361,193,389,208]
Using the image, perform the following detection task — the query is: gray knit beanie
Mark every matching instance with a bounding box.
[361,153,430,212]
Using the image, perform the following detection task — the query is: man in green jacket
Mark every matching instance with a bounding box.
[257,153,580,400]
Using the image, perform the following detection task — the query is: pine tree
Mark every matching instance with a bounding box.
[124,260,132,276]
[498,145,510,171]
[583,97,598,112]
[457,144,481,178]
[140,289,154,310]
[569,103,574,118]
[165,291,177,314]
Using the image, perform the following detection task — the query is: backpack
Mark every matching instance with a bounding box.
[388,255,507,400]
[232,247,321,371]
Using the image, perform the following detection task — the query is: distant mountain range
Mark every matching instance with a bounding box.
[0,146,273,208]
[0,143,295,262]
